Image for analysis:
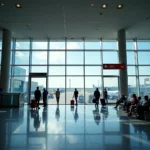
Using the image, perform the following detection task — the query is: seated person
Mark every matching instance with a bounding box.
[114,95,126,108]
[123,94,138,112]
[136,95,149,119]
[128,96,141,116]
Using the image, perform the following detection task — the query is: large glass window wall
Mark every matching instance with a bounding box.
[0,39,149,104]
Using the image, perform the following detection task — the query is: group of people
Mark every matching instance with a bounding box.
[34,87,60,109]
[114,93,150,119]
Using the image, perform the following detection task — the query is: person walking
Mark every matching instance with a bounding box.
[103,88,108,104]
[34,87,41,109]
[55,88,60,105]
[74,88,79,105]
[94,88,100,107]
[42,88,48,107]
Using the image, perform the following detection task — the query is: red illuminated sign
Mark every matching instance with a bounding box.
[103,64,126,69]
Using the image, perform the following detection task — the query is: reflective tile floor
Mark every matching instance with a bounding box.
[0,105,150,150]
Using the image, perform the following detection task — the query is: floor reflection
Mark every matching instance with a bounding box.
[0,105,150,150]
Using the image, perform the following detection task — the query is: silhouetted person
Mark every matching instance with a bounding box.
[74,88,79,105]
[103,88,108,104]
[55,88,60,105]
[55,105,60,121]
[74,106,79,122]
[34,87,41,109]
[94,88,100,107]
[43,88,48,107]
[0,88,3,96]
[114,95,126,108]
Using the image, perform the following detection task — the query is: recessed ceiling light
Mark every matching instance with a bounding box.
[1,3,4,6]
[16,4,22,8]
[117,4,123,9]
[102,4,107,9]
[91,4,94,7]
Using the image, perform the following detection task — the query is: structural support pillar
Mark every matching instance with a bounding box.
[118,29,128,96]
[0,29,12,92]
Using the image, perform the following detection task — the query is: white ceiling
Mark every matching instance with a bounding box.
[0,0,150,39]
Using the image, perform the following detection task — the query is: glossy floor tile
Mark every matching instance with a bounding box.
[0,105,150,150]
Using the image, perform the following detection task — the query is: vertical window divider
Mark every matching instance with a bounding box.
[29,38,32,73]
[83,38,85,105]
[47,38,50,91]
[65,38,67,104]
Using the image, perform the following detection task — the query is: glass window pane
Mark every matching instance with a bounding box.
[85,77,102,104]
[103,52,118,63]
[67,41,83,49]
[103,70,119,75]
[16,40,30,49]
[85,52,101,64]
[137,41,150,50]
[49,66,65,75]
[128,76,137,97]
[127,66,136,75]
[31,66,47,73]
[138,52,150,64]
[13,66,29,76]
[66,77,84,104]
[102,41,117,50]
[139,77,150,98]
[67,51,83,64]
[32,41,47,49]
[48,77,65,104]
[85,41,100,49]
[50,41,65,49]
[139,66,150,75]
[67,66,83,75]
[49,51,65,64]
[32,51,47,65]
[85,66,101,75]
[127,52,135,65]
[13,76,28,93]
[126,41,134,50]
[15,51,29,64]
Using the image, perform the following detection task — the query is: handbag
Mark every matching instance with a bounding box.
[92,98,96,103]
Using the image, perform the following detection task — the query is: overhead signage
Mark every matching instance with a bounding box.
[103,64,126,69]
[29,73,47,77]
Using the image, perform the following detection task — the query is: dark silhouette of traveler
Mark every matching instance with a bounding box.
[42,106,47,123]
[74,88,79,105]
[43,88,48,107]
[34,87,41,109]
[93,107,100,125]
[103,88,108,104]
[33,110,41,131]
[74,106,79,122]
[55,88,60,105]
[55,105,60,121]
[114,95,126,108]
[94,88,100,107]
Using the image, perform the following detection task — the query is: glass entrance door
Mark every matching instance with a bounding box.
[103,77,119,103]
[29,73,47,104]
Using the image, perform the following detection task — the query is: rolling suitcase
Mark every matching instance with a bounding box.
[71,100,74,105]
[100,98,106,106]
[30,99,37,109]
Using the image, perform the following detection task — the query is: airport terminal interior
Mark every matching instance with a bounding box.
[1,0,150,149]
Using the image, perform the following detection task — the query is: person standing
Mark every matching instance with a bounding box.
[34,87,41,109]
[42,88,48,107]
[94,88,100,107]
[55,88,60,105]
[74,88,79,105]
[103,88,108,104]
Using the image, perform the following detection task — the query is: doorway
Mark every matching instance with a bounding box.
[28,73,47,104]
[103,76,119,103]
